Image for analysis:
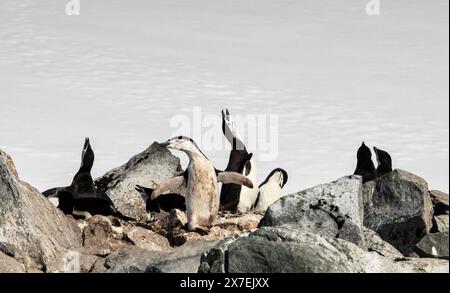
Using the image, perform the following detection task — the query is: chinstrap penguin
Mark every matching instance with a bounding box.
[219,109,259,213]
[253,168,288,212]
[353,142,377,183]
[135,185,186,213]
[42,138,134,221]
[374,146,393,177]
[153,136,254,233]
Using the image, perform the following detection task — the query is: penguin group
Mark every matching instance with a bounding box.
[42,109,289,233]
[42,110,394,233]
[353,141,393,183]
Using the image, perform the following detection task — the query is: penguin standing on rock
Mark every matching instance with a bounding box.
[353,142,377,183]
[42,138,134,221]
[253,168,288,212]
[153,136,254,233]
[374,146,393,177]
[220,109,259,212]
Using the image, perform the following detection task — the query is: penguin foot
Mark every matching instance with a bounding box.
[73,210,93,220]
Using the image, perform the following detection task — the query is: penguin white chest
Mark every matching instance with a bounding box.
[186,160,219,229]
[254,183,282,212]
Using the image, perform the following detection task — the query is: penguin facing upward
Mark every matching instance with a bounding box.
[374,146,393,177]
[135,185,186,213]
[42,138,133,221]
[219,109,259,213]
[154,136,254,233]
[253,168,288,212]
[353,142,377,183]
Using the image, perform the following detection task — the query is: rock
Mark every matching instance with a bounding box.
[150,209,188,235]
[199,226,449,273]
[0,252,26,273]
[145,240,220,273]
[82,215,114,256]
[214,213,263,231]
[90,258,108,273]
[198,238,241,273]
[0,150,82,272]
[362,169,434,255]
[394,258,449,273]
[259,175,365,246]
[125,227,171,252]
[79,253,100,273]
[105,240,219,273]
[432,215,449,233]
[415,231,449,259]
[362,227,404,259]
[429,190,449,215]
[95,142,182,219]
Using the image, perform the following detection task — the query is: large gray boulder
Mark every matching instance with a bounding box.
[415,231,449,259]
[198,226,448,273]
[103,240,219,273]
[95,142,182,219]
[0,149,82,272]
[362,169,434,255]
[259,175,365,246]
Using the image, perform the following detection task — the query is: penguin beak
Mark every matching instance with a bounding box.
[159,141,170,148]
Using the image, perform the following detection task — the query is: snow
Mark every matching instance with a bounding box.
[0,0,448,193]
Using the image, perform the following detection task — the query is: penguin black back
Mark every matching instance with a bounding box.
[353,142,377,183]
[219,151,252,212]
[135,185,186,213]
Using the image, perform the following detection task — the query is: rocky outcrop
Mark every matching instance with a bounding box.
[102,240,219,273]
[198,226,448,273]
[0,149,82,273]
[362,169,434,255]
[95,142,182,219]
[415,231,449,259]
[259,176,365,246]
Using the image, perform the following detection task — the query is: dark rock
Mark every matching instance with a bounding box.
[95,142,182,219]
[199,226,449,273]
[363,169,434,255]
[429,190,449,215]
[259,176,365,246]
[362,227,404,259]
[415,231,449,259]
[0,150,82,272]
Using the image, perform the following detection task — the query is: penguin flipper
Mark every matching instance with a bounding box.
[42,187,67,198]
[151,176,187,200]
[217,171,254,189]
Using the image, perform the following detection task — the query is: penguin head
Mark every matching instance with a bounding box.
[374,147,392,172]
[160,136,200,153]
[357,141,372,161]
[80,137,94,172]
[261,168,288,188]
